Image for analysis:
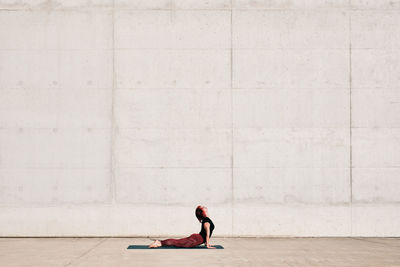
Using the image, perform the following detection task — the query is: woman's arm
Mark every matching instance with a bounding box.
[204,222,216,249]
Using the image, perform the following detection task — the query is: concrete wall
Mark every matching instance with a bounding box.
[0,0,399,237]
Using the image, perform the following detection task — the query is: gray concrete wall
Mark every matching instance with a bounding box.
[0,0,399,237]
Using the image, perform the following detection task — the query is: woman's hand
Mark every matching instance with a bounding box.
[206,244,216,249]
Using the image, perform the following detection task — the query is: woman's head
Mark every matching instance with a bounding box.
[195,205,208,222]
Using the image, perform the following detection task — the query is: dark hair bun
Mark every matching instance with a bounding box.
[195,205,206,221]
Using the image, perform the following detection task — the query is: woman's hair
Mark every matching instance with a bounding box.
[195,205,206,222]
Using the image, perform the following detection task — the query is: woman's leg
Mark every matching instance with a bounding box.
[161,234,204,248]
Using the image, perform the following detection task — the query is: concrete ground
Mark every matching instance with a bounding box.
[0,237,399,266]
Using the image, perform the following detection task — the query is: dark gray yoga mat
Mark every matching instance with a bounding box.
[127,245,224,249]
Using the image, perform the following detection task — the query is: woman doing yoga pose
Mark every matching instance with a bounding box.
[148,205,216,248]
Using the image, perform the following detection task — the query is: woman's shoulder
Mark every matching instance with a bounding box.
[203,217,213,223]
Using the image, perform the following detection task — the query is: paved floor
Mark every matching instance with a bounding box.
[0,237,399,266]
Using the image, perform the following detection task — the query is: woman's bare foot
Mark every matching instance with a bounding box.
[148,240,162,248]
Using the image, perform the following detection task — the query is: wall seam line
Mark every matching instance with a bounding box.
[110,0,116,204]
[349,0,353,236]
[230,0,234,237]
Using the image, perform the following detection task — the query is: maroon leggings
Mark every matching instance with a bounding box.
[161,233,204,248]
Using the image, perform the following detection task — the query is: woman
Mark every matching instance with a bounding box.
[148,205,216,249]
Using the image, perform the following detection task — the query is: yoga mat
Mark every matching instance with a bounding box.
[127,245,224,249]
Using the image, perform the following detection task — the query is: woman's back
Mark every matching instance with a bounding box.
[199,217,215,242]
